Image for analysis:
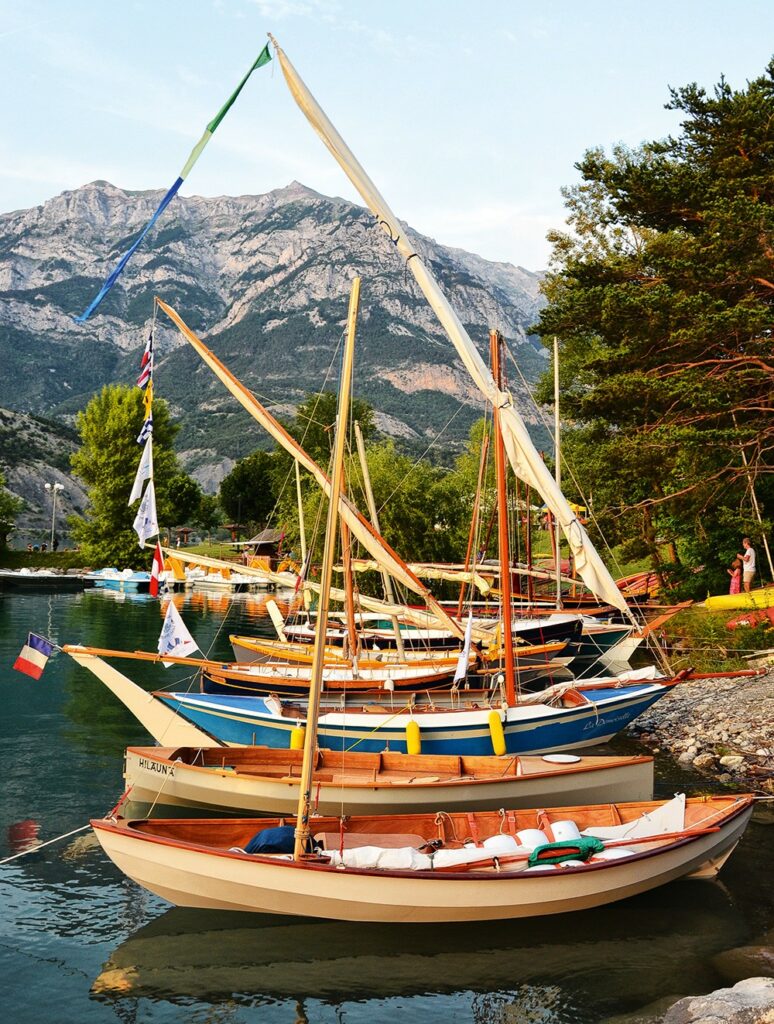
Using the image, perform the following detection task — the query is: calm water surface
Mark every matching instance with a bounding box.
[0,589,772,1024]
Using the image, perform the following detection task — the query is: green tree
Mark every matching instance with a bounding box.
[0,469,23,550]
[194,493,223,540]
[288,391,375,466]
[219,450,277,529]
[70,384,199,567]
[535,60,774,595]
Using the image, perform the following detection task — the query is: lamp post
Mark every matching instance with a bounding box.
[44,482,64,550]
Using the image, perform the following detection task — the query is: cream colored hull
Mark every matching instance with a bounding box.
[123,749,654,817]
[93,806,751,923]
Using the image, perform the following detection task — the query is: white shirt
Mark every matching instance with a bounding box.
[742,547,757,574]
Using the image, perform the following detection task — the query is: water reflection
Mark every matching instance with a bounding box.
[90,881,748,1021]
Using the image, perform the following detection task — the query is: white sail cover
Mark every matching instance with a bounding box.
[155,301,465,640]
[270,36,630,618]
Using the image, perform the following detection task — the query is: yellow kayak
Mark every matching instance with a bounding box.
[705,586,774,611]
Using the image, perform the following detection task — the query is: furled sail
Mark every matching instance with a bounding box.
[155,300,466,640]
[269,36,631,618]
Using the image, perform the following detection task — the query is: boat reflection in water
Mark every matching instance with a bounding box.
[91,881,747,1021]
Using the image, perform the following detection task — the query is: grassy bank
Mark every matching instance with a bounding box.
[660,605,773,673]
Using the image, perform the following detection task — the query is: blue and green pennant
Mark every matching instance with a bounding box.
[76,42,272,323]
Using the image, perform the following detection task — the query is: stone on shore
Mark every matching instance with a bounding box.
[712,946,774,984]
[662,977,774,1023]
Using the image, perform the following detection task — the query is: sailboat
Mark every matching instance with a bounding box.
[91,272,753,922]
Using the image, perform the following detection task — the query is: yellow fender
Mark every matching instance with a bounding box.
[290,725,306,751]
[406,719,421,755]
[488,710,506,756]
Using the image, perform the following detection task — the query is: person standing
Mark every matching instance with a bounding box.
[737,537,757,593]
[727,558,742,595]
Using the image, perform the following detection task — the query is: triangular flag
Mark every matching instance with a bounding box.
[158,601,199,666]
[453,611,474,684]
[149,541,164,597]
[128,436,154,505]
[132,479,159,548]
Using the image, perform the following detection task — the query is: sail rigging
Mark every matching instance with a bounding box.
[154,298,465,640]
[268,35,632,620]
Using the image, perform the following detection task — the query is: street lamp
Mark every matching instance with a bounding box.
[44,482,64,550]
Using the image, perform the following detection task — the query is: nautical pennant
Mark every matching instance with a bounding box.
[137,330,154,389]
[149,541,165,597]
[75,43,272,322]
[129,436,154,505]
[137,412,153,445]
[133,479,159,548]
[453,612,474,684]
[158,600,199,666]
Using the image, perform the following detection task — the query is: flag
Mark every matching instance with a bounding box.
[142,379,154,420]
[158,600,199,665]
[13,633,54,680]
[453,612,474,684]
[294,551,312,593]
[128,436,154,504]
[137,331,154,389]
[75,43,272,322]
[137,413,153,445]
[149,541,164,597]
[133,479,159,548]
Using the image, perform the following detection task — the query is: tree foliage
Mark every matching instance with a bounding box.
[70,384,202,567]
[0,469,23,549]
[535,60,774,595]
[219,449,277,529]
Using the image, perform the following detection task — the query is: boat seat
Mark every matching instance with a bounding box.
[315,831,426,850]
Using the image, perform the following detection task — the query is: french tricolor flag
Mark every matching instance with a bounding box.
[13,633,54,680]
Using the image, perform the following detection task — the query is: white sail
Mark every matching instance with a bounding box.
[153,302,466,640]
[269,36,631,618]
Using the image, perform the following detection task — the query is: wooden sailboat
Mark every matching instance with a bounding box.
[123,744,655,817]
[90,793,754,922]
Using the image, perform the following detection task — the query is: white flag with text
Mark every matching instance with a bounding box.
[128,436,154,505]
[132,479,159,548]
[158,600,199,666]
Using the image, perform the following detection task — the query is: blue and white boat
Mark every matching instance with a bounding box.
[83,568,152,593]
[155,669,674,756]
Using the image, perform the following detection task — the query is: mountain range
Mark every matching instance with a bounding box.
[0,180,548,529]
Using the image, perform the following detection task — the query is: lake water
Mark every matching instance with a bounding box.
[1,589,772,1024]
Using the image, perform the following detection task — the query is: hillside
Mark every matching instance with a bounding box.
[0,180,548,489]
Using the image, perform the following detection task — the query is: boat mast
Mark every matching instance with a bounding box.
[293,276,360,861]
[354,420,405,658]
[491,329,516,706]
[553,336,563,610]
[294,461,309,610]
[456,429,490,618]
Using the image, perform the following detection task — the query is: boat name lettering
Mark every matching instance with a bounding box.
[138,757,175,776]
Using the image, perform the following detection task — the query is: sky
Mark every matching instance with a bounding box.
[1,0,772,270]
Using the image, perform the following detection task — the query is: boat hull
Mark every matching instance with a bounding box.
[156,681,671,756]
[705,586,774,611]
[123,746,654,817]
[91,798,753,922]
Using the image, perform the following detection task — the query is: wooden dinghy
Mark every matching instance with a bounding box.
[91,793,754,923]
[123,744,654,817]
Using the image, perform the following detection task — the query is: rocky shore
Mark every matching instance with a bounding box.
[628,667,774,790]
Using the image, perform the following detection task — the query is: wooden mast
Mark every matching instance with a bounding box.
[490,329,516,707]
[553,336,563,610]
[354,420,405,659]
[293,276,360,860]
[294,461,310,611]
[456,429,490,618]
